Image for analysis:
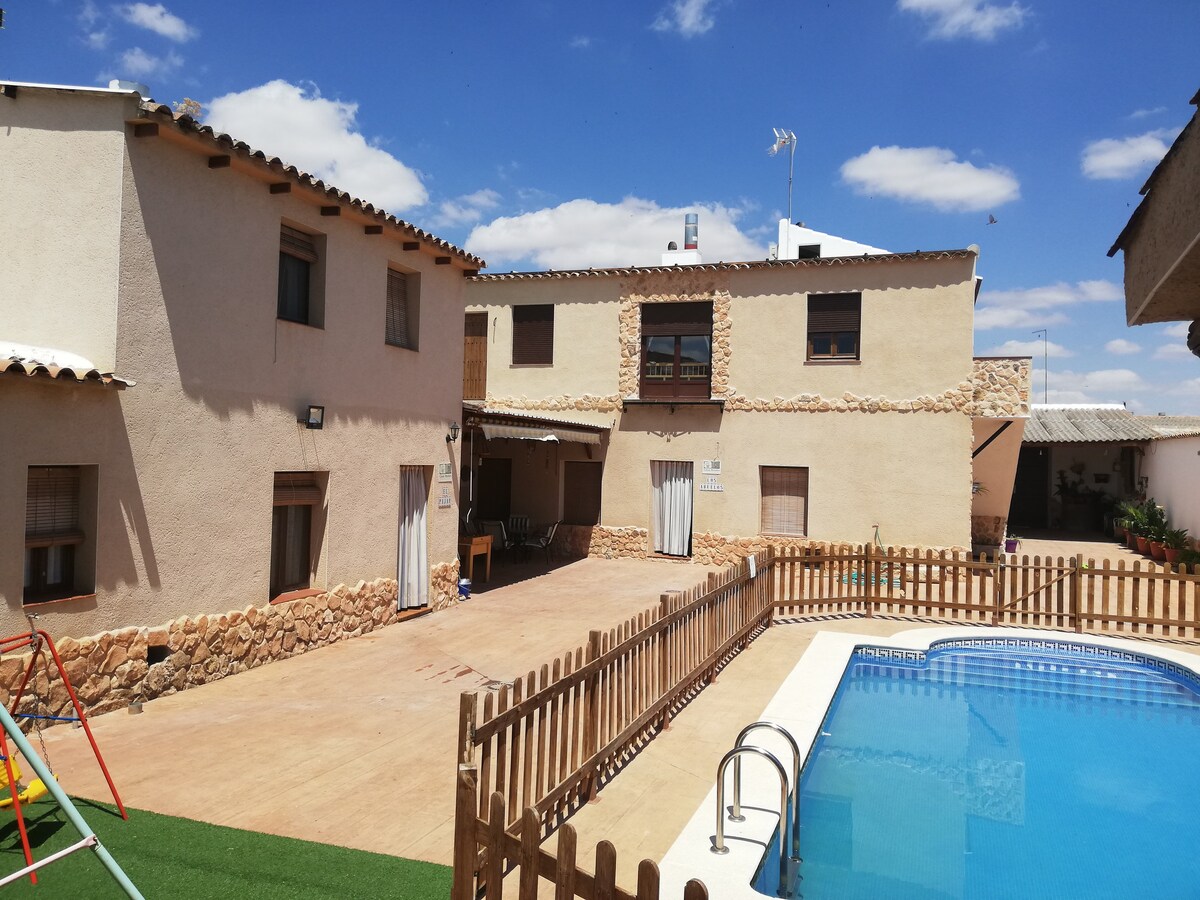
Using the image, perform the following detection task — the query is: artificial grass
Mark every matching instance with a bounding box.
[0,798,451,898]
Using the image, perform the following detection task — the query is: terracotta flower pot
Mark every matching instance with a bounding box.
[1165,548,1182,565]
[1150,541,1166,561]
[1136,535,1150,554]
[1126,531,1140,550]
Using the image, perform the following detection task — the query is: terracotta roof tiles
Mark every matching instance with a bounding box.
[1,357,133,388]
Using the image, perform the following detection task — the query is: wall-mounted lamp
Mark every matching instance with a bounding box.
[446,421,460,443]
[298,405,325,429]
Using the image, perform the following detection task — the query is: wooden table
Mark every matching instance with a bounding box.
[458,533,493,583]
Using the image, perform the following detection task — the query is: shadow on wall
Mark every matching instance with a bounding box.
[617,405,724,436]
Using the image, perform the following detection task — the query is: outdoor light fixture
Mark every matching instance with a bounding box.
[447,421,460,443]
[299,405,325,429]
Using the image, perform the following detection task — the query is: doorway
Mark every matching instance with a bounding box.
[398,466,428,609]
[1009,446,1050,530]
[476,457,512,522]
[650,460,693,556]
[464,313,488,400]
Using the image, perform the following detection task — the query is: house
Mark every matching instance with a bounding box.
[1,82,477,696]
[461,219,1030,562]
[1108,87,1200,356]
[1010,404,1200,535]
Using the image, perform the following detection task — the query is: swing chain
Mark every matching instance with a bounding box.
[23,614,54,777]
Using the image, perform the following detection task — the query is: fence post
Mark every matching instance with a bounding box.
[1071,553,1083,633]
[458,691,478,766]
[864,542,874,618]
[451,765,479,900]
[582,629,603,803]
[707,572,720,682]
[659,594,673,731]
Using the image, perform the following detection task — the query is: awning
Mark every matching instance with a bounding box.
[480,423,601,445]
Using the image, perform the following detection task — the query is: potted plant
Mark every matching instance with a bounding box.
[1163,528,1190,565]
[1123,501,1149,551]
[1004,535,1020,554]
[1144,501,1168,559]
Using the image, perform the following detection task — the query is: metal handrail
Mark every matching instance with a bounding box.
[733,721,801,862]
[711,746,791,897]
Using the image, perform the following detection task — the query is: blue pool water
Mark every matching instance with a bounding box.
[753,639,1200,899]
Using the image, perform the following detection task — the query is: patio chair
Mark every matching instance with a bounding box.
[521,521,559,563]
[508,515,531,544]
[480,519,515,552]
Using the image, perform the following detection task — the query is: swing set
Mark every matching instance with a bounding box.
[0,622,142,896]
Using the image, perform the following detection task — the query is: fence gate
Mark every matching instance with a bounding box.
[993,555,1081,631]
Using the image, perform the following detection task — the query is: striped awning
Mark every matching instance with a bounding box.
[480,423,602,445]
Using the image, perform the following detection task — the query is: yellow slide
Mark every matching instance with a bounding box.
[0,757,53,808]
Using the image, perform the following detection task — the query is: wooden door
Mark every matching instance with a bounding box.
[476,457,511,522]
[464,313,488,400]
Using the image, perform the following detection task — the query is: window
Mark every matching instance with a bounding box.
[563,462,603,525]
[512,305,553,366]
[270,472,323,598]
[807,293,861,360]
[639,301,713,399]
[24,466,85,603]
[760,466,808,536]
[386,268,418,349]
[278,225,324,327]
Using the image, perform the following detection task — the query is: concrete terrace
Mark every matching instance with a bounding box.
[34,557,719,863]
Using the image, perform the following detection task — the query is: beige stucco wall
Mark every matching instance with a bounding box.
[2,90,465,637]
[970,417,1026,544]
[0,89,131,369]
[467,254,990,549]
[1144,436,1200,536]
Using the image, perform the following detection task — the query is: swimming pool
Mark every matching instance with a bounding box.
[657,633,1200,900]
[755,638,1200,899]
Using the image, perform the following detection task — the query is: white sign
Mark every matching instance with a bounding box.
[440,486,450,498]
[436,462,453,483]
[748,554,757,578]
[699,476,724,493]
[437,496,452,509]
[702,459,722,475]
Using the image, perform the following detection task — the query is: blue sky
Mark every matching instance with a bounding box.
[4,1,1199,412]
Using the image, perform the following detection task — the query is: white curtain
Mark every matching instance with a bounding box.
[651,460,693,556]
[398,467,429,609]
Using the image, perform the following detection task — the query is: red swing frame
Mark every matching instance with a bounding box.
[0,628,127,885]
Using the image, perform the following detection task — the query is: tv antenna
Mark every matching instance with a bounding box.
[1032,329,1048,403]
[768,128,797,223]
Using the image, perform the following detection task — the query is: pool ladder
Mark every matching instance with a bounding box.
[711,721,802,898]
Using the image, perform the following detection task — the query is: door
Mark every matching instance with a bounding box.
[477,457,512,522]
[651,460,693,556]
[398,467,428,609]
[464,313,488,400]
[1009,446,1050,529]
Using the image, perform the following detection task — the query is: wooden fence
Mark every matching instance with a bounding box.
[452,552,775,899]
[453,543,1200,898]
[775,544,1200,638]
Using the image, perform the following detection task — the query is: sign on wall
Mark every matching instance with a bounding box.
[437,485,452,508]
[702,459,722,475]
[437,462,453,483]
[699,476,724,493]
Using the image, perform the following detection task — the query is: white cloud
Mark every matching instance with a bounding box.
[1154,341,1195,360]
[974,308,1069,330]
[1105,338,1141,355]
[117,46,182,79]
[652,0,718,38]
[840,145,1019,212]
[1081,128,1181,180]
[1167,377,1200,397]
[204,81,427,213]
[569,36,592,49]
[897,0,1027,41]
[1049,369,1149,393]
[982,339,1073,358]
[431,189,502,228]
[1129,106,1166,120]
[973,279,1122,332]
[466,197,760,270]
[85,29,110,50]
[1162,322,1190,338]
[117,3,197,42]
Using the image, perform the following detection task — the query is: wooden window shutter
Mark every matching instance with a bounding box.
[273,472,322,506]
[640,301,713,336]
[807,294,861,331]
[386,269,413,348]
[280,225,318,262]
[760,466,808,536]
[512,305,554,365]
[25,467,83,546]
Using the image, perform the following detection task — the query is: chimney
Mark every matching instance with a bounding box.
[661,213,703,266]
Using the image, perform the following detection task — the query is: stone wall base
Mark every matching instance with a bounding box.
[971,515,1008,545]
[3,561,461,722]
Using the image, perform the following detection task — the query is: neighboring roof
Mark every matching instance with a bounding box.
[1,357,133,388]
[468,248,975,282]
[0,81,482,268]
[1023,405,1160,443]
[1139,415,1200,438]
[463,404,611,431]
[463,405,611,445]
[1108,88,1200,257]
